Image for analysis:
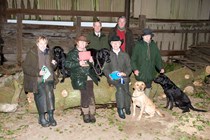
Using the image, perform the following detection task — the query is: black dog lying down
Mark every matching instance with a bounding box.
[53,46,70,83]
[87,48,111,76]
[154,74,207,113]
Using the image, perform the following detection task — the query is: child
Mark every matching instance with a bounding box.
[103,35,132,119]
[23,36,57,127]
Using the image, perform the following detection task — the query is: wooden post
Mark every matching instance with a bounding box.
[125,0,130,28]
[184,32,188,51]
[75,16,81,35]
[16,14,23,66]
[0,0,7,33]
[139,15,146,29]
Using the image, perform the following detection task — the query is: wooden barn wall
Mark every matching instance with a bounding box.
[6,0,125,21]
[133,0,210,19]
[144,22,210,61]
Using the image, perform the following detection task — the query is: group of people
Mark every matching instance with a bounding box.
[22,16,164,127]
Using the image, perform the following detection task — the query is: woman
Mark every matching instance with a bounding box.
[65,35,99,123]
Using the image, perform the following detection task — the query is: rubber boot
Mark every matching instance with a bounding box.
[125,108,131,115]
[89,105,96,123]
[145,88,151,98]
[82,107,90,123]
[39,113,50,127]
[117,108,125,119]
[48,110,57,126]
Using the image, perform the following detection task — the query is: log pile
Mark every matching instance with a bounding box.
[172,43,210,71]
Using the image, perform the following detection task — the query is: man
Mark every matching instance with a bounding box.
[131,28,165,97]
[22,36,57,127]
[108,16,134,57]
[87,19,110,50]
[103,35,132,119]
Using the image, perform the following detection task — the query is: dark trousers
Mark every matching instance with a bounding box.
[34,81,55,114]
[80,81,95,108]
[112,78,131,109]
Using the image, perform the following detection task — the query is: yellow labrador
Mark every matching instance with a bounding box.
[132,81,164,121]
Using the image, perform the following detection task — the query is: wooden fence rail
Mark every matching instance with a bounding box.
[6,9,124,17]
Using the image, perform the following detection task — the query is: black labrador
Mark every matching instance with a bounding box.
[53,46,70,83]
[154,74,207,113]
[87,48,111,76]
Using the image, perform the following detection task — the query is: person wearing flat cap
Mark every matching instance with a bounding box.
[131,28,164,97]
[103,35,132,119]
[65,34,99,123]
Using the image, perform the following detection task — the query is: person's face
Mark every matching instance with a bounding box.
[93,22,102,33]
[142,35,152,43]
[118,18,126,28]
[37,39,47,51]
[77,41,88,51]
[111,41,121,51]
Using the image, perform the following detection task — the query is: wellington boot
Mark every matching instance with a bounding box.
[39,113,50,127]
[48,110,57,126]
[125,108,131,115]
[117,108,125,119]
[83,114,90,123]
[89,114,96,123]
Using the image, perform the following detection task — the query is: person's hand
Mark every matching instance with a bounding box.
[79,60,89,67]
[39,70,45,76]
[119,72,126,77]
[51,60,57,65]
[160,69,165,74]
[134,70,139,76]
[89,56,94,63]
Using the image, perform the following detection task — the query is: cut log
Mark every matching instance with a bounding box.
[206,66,210,75]
[27,76,117,113]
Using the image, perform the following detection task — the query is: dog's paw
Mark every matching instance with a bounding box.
[137,116,142,121]
[145,115,154,118]
[137,117,142,121]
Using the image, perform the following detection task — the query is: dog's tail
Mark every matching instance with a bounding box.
[156,109,165,117]
[189,104,207,112]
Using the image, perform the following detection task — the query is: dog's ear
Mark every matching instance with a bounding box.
[134,82,139,90]
[143,82,146,91]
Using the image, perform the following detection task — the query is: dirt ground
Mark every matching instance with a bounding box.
[0,96,210,140]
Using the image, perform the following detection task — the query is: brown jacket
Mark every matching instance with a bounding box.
[22,46,54,93]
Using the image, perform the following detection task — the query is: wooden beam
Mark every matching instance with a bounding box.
[146,18,210,23]
[139,15,146,29]
[6,9,124,17]
[131,28,210,35]
[16,14,23,66]
[125,0,130,27]
[160,50,185,56]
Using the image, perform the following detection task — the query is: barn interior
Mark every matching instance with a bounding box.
[0,0,210,139]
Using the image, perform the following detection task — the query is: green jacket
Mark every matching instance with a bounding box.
[131,40,163,84]
[87,32,110,50]
[65,47,99,90]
